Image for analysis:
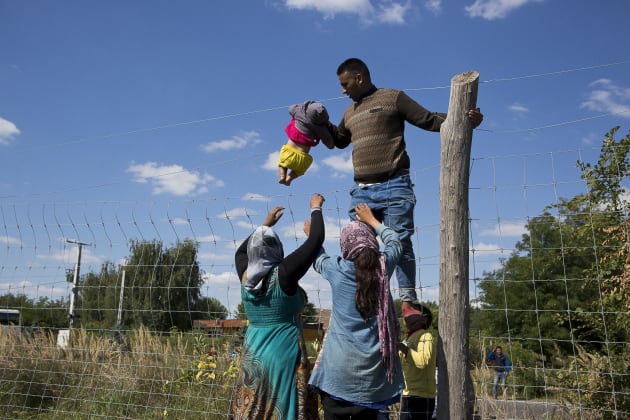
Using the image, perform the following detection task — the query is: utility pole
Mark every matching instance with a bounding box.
[66,239,91,330]
[438,70,479,419]
[116,261,127,329]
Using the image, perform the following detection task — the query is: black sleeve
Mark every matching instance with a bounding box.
[277,210,325,295]
[234,234,251,281]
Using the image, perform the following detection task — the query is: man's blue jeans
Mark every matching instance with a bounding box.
[348,173,417,302]
[493,371,507,398]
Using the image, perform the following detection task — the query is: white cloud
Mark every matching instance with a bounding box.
[201,130,262,153]
[0,117,20,146]
[581,79,630,117]
[236,220,258,230]
[38,246,102,265]
[321,152,353,175]
[127,162,223,196]
[580,132,600,146]
[285,0,373,18]
[242,192,271,202]
[203,270,234,285]
[0,280,67,300]
[479,222,526,237]
[424,0,442,14]
[465,0,541,20]
[170,217,189,225]
[377,2,409,24]
[263,151,281,171]
[202,270,241,300]
[197,251,232,262]
[0,235,22,246]
[218,207,257,219]
[470,242,512,256]
[509,103,529,114]
[284,0,413,24]
[196,234,223,243]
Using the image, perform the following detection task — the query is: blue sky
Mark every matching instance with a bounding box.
[1,0,629,314]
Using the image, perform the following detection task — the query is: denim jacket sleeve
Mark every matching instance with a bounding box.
[313,247,330,278]
[375,223,402,276]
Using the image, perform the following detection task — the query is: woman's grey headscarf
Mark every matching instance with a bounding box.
[244,226,284,296]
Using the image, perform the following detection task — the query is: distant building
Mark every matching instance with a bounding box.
[193,319,249,337]
[192,310,331,342]
[303,308,330,342]
[0,309,21,337]
[303,322,325,341]
[316,308,331,330]
[0,309,20,326]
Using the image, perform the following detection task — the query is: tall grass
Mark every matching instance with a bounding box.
[0,327,238,419]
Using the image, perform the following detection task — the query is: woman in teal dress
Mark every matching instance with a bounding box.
[231,193,325,419]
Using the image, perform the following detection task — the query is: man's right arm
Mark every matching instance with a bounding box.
[328,120,351,149]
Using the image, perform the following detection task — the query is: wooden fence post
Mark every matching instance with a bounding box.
[437,70,479,419]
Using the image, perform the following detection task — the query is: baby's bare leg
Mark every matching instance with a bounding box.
[285,170,301,186]
[278,166,288,184]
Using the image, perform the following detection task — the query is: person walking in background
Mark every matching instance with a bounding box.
[397,303,437,420]
[486,346,511,399]
[325,57,484,311]
[231,193,325,419]
[307,203,404,420]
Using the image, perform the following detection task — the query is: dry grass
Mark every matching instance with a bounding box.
[0,327,237,419]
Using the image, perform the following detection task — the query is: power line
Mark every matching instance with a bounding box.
[9,59,630,153]
[476,109,630,134]
[480,59,630,84]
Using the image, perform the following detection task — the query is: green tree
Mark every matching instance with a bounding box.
[476,128,630,356]
[161,239,205,331]
[77,262,120,328]
[474,128,630,409]
[0,293,68,330]
[234,302,247,320]
[126,240,167,330]
[476,210,595,354]
[124,239,205,332]
[194,296,228,320]
[31,296,69,329]
[302,301,318,324]
[71,239,225,332]
[577,126,630,213]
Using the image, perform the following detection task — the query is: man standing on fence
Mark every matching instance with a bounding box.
[486,346,511,399]
[325,57,483,310]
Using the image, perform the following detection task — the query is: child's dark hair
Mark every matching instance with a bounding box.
[410,302,433,328]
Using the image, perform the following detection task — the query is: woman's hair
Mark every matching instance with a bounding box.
[354,247,380,322]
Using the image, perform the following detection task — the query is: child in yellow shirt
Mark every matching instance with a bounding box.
[398,303,437,420]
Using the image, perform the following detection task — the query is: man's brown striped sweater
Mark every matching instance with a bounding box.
[333,87,447,184]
